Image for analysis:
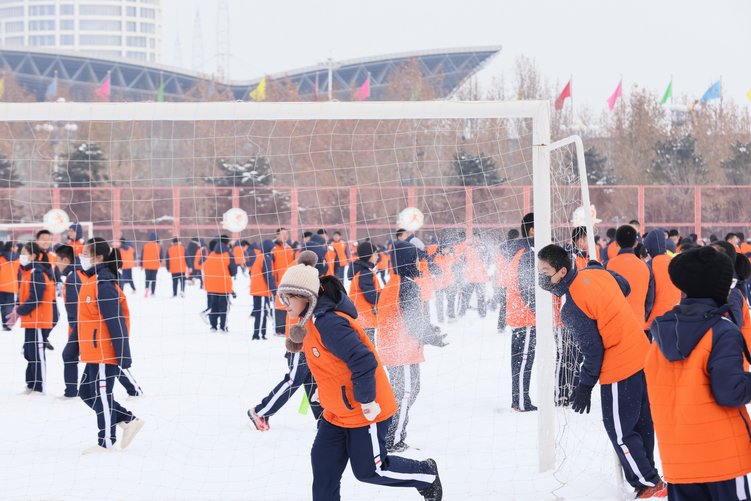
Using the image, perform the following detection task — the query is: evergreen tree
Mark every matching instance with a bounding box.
[650,135,707,185]
[721,141,751,185]
[573,146,617,186]
[204,157,274,187]
[54,142,110,187]
[0,153,23,188]
[451,151,506,186]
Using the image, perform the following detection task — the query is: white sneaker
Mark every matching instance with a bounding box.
[20,388,32,395]
[199,310,210,325]
[31,390,44,396]
[179,291,185,297]
[126,394,144,402]
[209,328,217,333]
[56,395,80,401]
[83,444,116,455]
[118,418,145,449]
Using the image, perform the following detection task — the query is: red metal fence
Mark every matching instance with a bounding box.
[0,185,748,244]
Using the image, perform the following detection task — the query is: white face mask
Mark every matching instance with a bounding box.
[19,255,30,267]
[80,256,93,271]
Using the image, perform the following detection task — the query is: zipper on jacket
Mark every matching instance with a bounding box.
[740,411,751,441]
[92,329,97,348]
[341,386,354,410]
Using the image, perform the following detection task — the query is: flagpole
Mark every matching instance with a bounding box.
[106,70,111,99]
[670,74,673,105]
[570,74,574,126]
[327,58,333,101]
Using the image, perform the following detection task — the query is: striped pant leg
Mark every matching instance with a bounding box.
[118,367,143,396]
[23,328,46,393]
[668,476,751,501]
[385,364,420,448]
[511,326,535,409]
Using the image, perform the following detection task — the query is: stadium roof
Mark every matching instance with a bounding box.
[0,45,501,102]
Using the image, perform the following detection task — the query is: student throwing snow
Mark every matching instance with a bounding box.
[282,251,442,501]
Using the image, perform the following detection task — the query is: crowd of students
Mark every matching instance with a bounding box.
[6,217,751,501]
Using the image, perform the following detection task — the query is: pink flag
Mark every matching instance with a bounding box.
[95,77,110,102]
[353,76,370,101]
[606,80,622,111]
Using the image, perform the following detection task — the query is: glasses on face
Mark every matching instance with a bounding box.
[279,296,291,306]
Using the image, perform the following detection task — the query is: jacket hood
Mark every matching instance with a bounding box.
[650,298,732,362]
[249,242,262,253]
[351,259,375,274]
[120,240,133,251]
[302,234,328,260]
[69,222,83,240]
[502,236,533,261]
[148,232,159,242]
[391,240,419,277]
[644,229,667,258]
[314,290,359,319]
[213,242,232,255]
[261,239,277,254]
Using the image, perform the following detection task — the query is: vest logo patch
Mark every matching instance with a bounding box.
[86,296,91,304]
[312,347,320,358]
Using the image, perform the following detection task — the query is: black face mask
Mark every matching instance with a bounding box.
[538,273,558,292]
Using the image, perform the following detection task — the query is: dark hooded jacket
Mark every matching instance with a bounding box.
[302,234,330,277]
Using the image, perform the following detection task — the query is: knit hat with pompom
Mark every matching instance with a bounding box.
[278,250,320,353]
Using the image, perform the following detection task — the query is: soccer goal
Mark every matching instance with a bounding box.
[0,221,93,242]
[0,100,622,501]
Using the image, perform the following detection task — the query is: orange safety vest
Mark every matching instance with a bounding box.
[331,240,349,267]
[142,242,161,270]
[78,276,130,365]
[646,254,682,328]
[645,327,751,484]
[606,252,651,328]
[432,254,455,289]
[740,242,751,255]
[120,247,135,270]
[325,246,337,277]
[19,267,55,328]
[0,255,19,293]
[607,241,619,260]
[463,246,488,283]
[303,311,397,428]
[568,268,650,384]
[249,248,272,296]
[203,250,233,294]
[167,244,187,274]
[348,268,381,329]
[453,241,468,262]
[376,250,390,271]
[376,273,425,366]
[232,245,246,267]
[506,248,536,328]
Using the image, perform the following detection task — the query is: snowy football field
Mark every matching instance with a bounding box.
[1,267,656,500]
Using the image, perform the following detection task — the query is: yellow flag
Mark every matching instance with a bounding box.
[516,84,522,100]
[249,77,265,102]
[0,78,5,100]
[747,88,751,103]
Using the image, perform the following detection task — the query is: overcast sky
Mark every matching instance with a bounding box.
[161,0,751,111]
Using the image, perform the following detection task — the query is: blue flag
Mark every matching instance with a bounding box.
[45,75,57,100]
[700,80,721,103]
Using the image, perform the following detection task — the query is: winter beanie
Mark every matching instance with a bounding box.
[357,242,377,262]
[668,246,734,305]
[277,250,320,353]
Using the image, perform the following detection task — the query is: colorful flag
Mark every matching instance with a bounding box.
[660,80,672,104]
[45,75,57,101]
[0,77,6,100]
[95,77,110,102]
[747,88,751,103]
[314,73,318,102]
[516,85,522,100]
[701,80,721,102]
[157,78,164,102]
[555,80,571,110]
[410,88,420,101]
[249,77,265,101]
[353,76,370,101]
[607,80,622,111]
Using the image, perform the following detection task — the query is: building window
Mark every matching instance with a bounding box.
[60,34,74,45]
[0,7,24,19]
[79,34,122,46]
[5,21,23,33]
[30,35,55,46]
[60,5,74,16]
[149,37,155,49]
[126,21,136,32]
[79,5,122,16]
[126,6,136,16]
[140,22,154,33]
[126,35,145,47]
[141,0,158,4]
[140,7,155,18]
[126,51,146,60]
[29,20,55,31]
[5,36,23,45]
[80,20,122,31]
[81,50,122,58]
[150,52,155,62]
[29,6,55,16]
[60,19,74,30]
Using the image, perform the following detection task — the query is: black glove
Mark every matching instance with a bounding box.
[570,384,593,414]
[423,325,449,347]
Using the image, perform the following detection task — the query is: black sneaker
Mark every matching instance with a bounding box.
[45,341,54,351]
[387,440,410,454]
[418,458,442,501]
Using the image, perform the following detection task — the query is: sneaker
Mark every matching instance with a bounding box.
[274,331,285,337]
[57,395,80,401]
[126,394,144,402]
[179,291,185,298]
[20,387,32,395]
[447,318,457,324]
[418,458,443,501]
[118,418,145,449]
[511,404,538,413]
[636,480,668,499]
[83,444,116,455]
[199,310,210,325]
[247,408,270,431]
[209,328,217,333]
[387,441,411,454]
[221,327,229,333]
[45,341,54,351]
[144,290,149,298]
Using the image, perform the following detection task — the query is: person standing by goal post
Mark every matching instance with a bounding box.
[537,244,667,499]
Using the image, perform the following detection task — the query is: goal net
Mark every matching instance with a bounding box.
[0,101,626,500]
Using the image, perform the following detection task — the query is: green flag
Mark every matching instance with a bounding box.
[410,88,419,101]
[157,79,164,102]
[660,81,672,104]
[298,391,310,415]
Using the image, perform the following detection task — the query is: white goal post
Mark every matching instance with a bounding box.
[0,99,595,474]
[0,221,94,240]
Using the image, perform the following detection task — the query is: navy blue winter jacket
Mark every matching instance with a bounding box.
[302,234,329,277]
[61,257,84,326]
[347,259,380,305]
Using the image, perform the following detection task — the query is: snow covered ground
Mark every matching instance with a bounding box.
[1,267,638,500]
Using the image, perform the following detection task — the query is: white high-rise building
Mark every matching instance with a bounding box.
[0,0,162,63]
